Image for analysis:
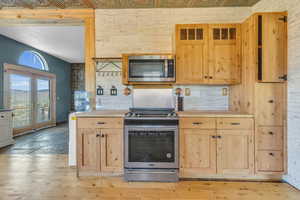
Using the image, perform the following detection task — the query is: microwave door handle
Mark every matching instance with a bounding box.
[165,59,168,78]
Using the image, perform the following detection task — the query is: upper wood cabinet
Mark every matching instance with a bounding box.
[175,24,209,84]
[257,13,287,82]
[175,24,241,85]
[208,24,241,84]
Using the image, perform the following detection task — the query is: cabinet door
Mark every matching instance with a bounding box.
[180,129,216,177]
[255,83,284,126]
[217,130,254,175]
[208,24,241,84]
[100,129,123,173]
[176,24,209,84]
[77,128,101,172]
[258,13,287,82]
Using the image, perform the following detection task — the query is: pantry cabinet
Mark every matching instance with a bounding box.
[77,118,123,176]
[175,24,241,85]
[180,117,254,177]
[257,13,287,82]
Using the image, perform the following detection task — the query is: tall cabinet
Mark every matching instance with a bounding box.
[230,12,287,175]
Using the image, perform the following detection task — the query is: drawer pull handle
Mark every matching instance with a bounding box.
[268,100,274,103]
[217,135,222,139]
[193,122,203,125]
[101,134,105,138]
[96,134,101,137]
[97,122,106,125]
[211,136,217,139]
[0,116,4,118]
[230,123,240,125]
[269,153,274,156]
[269,132,274,135]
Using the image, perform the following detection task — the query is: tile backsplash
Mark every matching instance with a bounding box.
[95,62,229,111]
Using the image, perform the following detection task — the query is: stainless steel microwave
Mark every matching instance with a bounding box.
[126,54,175,82]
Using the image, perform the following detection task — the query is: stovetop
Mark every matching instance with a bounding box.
[125,108,178,119]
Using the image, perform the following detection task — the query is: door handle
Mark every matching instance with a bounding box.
[193,122,203,125]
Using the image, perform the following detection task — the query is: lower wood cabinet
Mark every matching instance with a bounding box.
[217,130,254,175]
[180,117,254,177]
[180,129,217,175]
[77,124,123,175]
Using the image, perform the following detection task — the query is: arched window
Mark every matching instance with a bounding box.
[18,51,48,71]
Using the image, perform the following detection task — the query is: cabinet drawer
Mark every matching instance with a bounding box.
[257,150,283,172]
[258,127,283,150]
[77,118,123,129]
[180,118,216,129]
[217,118,253,130]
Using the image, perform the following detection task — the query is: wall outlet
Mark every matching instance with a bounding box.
[222,88,228,96]
[185,88,191,96]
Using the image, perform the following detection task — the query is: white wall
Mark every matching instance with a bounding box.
[95,7,251,57]
[253,0,300,189]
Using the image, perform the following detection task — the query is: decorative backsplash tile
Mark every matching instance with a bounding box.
[95,62,229,111]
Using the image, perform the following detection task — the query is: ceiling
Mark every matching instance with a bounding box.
[0,0,261,9]
[0,26,85,63]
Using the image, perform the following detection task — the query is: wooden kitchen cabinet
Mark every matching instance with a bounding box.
[255,83,285,126]
[180,117,254,177]
[77,128,101,173]
[100,129,123,173]
[217,130,254,175]
[180,129,217,176]
[257,13,287,82]
[77,118,123,176]
[175,24,209,84]
[175,24,241,85]
[208,24,241,84]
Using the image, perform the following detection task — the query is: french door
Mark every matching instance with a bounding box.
[4,64,56,134]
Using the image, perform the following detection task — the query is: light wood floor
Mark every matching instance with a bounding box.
[0,155,299,200]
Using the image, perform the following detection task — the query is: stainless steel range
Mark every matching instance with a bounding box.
[124,89,179,182]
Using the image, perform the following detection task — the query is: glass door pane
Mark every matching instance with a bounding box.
[9,74,32,128]
[36,79,51,123]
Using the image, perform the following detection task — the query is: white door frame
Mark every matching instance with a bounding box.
[3,63,56,135]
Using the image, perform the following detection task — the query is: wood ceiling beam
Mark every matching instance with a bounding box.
[82,0,96,9]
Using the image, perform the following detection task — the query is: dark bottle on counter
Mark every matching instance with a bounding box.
[177,96,184,111]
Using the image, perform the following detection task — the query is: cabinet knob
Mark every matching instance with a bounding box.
[101,134,105,138]
[97,122,106,125]
[204,76,208,79]
[269,131,274,135]
[217,135,222,139]
[209,76,213,79]
[96,134,101,137]
[212,136,217,139]
[268,100,274,103]
[269,152,274,156]
[0,116,4,118]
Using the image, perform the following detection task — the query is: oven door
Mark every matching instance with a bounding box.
[124,126,178,169]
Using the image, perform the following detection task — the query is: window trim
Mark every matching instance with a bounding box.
[18,50,49,71]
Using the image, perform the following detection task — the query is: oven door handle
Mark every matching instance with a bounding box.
[125,126,178,132]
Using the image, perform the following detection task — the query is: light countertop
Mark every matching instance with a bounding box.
[73,110,253,118]
[177,111,254,118]
[73,110,128,118]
